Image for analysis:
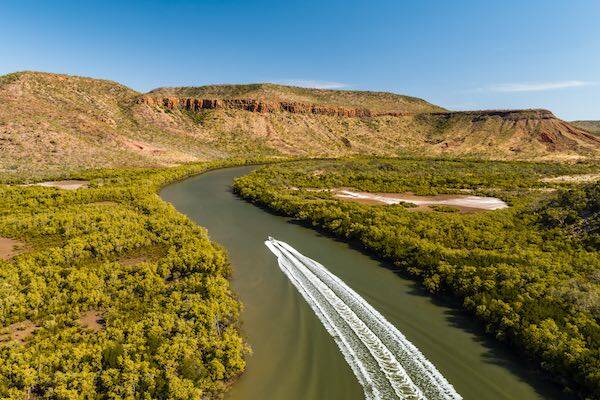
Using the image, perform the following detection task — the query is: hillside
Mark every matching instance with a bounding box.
[148,83,446,114]
[572,120,600,135]
[0,71,204,179]
[1,71,599,180]
[413,110,600,159]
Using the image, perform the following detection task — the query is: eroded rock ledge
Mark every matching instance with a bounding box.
[431,109,556,121]
[138,95,559,122]
[138,96,411,117]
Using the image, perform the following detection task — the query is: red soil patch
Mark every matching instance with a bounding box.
[122,139,165,155]
[0,237,26,260]
[79,310,104,332]
[119,255,149,267]
[0,320,39,344]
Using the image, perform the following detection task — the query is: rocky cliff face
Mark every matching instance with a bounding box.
[138,94,600,153]
[138,96,408,117]
[139,96,568,121]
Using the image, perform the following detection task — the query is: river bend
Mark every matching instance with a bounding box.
[160,166,569,400]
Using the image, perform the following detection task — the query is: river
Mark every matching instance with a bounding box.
[160,166,569,400]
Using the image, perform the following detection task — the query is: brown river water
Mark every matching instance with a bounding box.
[160,166,571,400]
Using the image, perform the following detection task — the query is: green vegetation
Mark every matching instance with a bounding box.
[233,157,600,398]
[539,183,599,250]
[244,157,597,195]
[0,160,257,399]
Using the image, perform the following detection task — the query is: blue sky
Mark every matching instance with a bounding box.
[1,0,599,120]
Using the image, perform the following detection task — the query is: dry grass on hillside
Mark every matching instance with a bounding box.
[572,120,600,135]
[1,71,599,180]
[0,72,205,180]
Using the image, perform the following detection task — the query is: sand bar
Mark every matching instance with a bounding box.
[335,190,508,211]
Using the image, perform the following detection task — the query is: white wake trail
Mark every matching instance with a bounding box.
[265,237,462,400]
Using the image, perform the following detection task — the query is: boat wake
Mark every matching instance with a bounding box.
[265,237,462,400]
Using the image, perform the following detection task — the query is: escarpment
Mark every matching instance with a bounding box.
[138,96,581,124]
[137,95,403,117]
[1,71,599,180]
[431,109,557,121]
[139,94,600,150]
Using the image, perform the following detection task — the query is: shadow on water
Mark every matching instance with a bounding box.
[280,212,574,399]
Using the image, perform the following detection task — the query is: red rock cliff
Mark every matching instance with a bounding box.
[137,96,407,117]
[138,96,569,125]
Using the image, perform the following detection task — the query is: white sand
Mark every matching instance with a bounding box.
[335,190,508,211]
[29,180,89,190]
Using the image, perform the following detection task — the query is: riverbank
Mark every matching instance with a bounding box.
[163,165,573,400]
[232,158,600,398]
[1,156,596,398]
[0,159,265,398]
